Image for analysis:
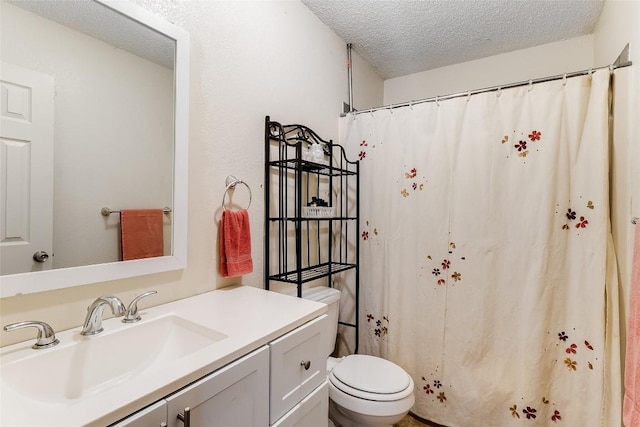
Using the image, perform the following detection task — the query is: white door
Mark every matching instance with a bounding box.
[0,62,54,275]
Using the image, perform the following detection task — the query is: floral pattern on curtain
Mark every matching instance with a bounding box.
[339,70,621,426]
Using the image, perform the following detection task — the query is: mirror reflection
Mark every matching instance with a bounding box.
[1,0,176,275]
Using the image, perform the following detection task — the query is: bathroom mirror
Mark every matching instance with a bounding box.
[0,0,189,297]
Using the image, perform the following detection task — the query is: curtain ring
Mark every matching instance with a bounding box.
[562,72,567,86]
[409,100,414,110]
[609,64,614,75]
[528,79,533,92]
[436,96,440,107]
[389,105,393,114]
[588,68,593,79]
[466,90,471,102]
[496,86,502,98]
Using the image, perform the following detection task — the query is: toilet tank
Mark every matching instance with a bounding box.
[280,286,341,357]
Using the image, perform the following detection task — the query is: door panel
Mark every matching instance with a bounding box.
[0,62,54,274]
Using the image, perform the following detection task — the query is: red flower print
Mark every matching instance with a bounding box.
[362,231,369,240]
[360,140,368,146]
[523,406,537,420]
[576,216,588,228]
[529,130,542,141]
[423,384,434,394]
[437,279,446,285]
[441,259,451,269]
[585,340,594,350]
[551,410,562,422]
[358,151,366,160]
[515,140,527,151]
[566,343,577,354]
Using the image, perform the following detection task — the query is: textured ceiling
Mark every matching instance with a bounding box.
[9,0,175,69]
[302,0,605,79]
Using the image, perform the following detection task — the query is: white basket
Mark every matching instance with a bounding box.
[302,206,334,218]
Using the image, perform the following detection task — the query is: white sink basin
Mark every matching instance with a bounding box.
[1,315,227,402]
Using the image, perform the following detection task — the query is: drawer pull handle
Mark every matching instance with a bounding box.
[300,360,311,370]
[177,407,191,427]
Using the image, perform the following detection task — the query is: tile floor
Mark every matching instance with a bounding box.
[394,413,447,427]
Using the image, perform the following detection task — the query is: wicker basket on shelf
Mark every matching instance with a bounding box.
[302,206,334,218]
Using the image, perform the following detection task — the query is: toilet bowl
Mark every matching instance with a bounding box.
[328,354,415,427]
[284,286,415,427]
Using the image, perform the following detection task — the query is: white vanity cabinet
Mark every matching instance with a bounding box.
[166,346,270,427]
[269,314,328,425]
[1,287,330,427]
[108,314,329,427]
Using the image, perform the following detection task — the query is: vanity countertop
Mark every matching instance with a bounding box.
[0,285,327,426]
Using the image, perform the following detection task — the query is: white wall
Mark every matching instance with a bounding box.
[384,35,594,105]
[0,0,383,346]
[1,3,174,269]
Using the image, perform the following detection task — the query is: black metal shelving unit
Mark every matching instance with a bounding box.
[264,116,359,353]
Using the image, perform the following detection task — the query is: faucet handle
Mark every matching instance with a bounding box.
[3,321,60,349]
[123,290,157,323]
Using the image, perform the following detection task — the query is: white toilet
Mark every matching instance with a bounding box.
[295,287,415,427]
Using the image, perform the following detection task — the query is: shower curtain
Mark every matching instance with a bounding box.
[339,69,621,426]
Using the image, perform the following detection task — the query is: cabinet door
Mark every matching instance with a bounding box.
[271,381,328,427]
[166,346,269,427]
[109,400,167,427]
[269,315,328,424]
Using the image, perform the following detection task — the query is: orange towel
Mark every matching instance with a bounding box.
[219,209,253,277]
[120,209,164,261]
[624,224,640,426]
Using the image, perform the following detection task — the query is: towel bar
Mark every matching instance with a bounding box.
[101,207,172,216]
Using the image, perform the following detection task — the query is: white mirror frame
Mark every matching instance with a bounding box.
[0,0,189,298]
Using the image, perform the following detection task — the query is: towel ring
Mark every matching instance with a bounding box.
[222,175,252,211]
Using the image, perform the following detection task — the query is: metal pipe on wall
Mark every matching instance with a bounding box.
[347,43,354,113]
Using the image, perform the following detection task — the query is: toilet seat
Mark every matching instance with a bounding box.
[329,355,414,402]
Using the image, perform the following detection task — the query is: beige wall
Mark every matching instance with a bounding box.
[0,0,383,346]
[383,35,594,105]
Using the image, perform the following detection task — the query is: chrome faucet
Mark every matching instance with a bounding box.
[81,296,126,336]
[123,290,157,323]
[3,321,60,349]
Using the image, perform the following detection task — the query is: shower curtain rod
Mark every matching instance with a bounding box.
[343,61,632,117]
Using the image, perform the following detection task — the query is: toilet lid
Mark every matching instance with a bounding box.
[331,354,411,395]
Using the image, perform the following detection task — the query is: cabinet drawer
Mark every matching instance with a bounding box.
[271,381,328,427]
[269,314,328,424]
[109,400,167,427]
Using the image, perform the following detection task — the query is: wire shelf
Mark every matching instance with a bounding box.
[267,262,357,284]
